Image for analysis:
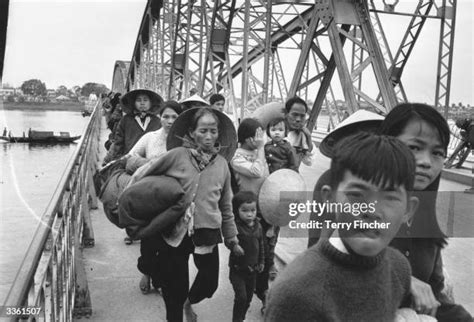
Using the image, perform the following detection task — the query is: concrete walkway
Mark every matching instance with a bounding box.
[78,119,473,321]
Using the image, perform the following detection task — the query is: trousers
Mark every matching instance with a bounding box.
[229,268,257,322]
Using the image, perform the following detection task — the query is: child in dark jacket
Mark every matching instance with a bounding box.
[264,116,298,173]
[229,191,264,322]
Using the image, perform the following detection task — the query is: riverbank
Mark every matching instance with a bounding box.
[0,101,85,112]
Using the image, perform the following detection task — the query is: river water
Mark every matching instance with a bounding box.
[0,109,89,303]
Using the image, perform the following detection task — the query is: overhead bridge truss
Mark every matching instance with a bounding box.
[113,0,457,130]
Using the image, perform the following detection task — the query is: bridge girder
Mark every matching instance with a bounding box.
[119,0,458,131]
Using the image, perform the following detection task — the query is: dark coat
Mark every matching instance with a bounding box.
[104,114,161,163]
[229,217,264,272]
[264,140,298,173]
[391,234,472,322]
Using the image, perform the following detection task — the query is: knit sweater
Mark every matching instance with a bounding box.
[264,240,411,322]
[131,147,238,243]
[230,147,269,195]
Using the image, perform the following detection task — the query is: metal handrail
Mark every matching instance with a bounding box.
[1,99,102,321]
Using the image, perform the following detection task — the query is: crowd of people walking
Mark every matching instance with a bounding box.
[94,88,472,322]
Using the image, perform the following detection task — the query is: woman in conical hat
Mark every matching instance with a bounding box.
[103,88,163,164]
[167,106,237,161]
[127,107,241,321]
[120,88,163,115]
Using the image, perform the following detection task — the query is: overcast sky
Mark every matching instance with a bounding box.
[3,0,147,90]
[2,0,473,105]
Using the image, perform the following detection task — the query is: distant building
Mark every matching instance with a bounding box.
[56,95,71,101]
[47,89,57,97]
[0,87,15,98]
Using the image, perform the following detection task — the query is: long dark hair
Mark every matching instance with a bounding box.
[380,103,448,247]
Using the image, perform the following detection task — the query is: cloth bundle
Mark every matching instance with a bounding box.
[99,169,131,227]
[118,176,188,240]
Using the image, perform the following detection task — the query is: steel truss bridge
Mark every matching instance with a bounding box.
[0,1,463,320]
[112,0,457,131]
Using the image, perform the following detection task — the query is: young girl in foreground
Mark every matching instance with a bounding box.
[380,103,472,322]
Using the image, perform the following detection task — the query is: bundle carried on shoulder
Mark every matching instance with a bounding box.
[94,157,131,227]
[118,175,188,240]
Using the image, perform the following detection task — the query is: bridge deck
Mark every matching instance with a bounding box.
[78,117,473,321]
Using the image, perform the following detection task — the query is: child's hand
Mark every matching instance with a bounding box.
[233,244,245,257]
[301,152,313,166]
[253,128,265,149]
[410,276,440,316]
[266,227,275,238]
[257,263,264,273]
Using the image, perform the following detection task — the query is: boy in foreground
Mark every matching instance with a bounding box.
[264,132,419,321]
[229,191,264,322]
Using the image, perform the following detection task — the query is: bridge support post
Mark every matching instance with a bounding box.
[82,174,95,247]
[465,162,474,194]
[82,195,95,247]
[88,163,98,210]
[73,238,92,318]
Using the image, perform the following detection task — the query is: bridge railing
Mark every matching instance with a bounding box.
[448,122,462,151]
[1,99,101,321]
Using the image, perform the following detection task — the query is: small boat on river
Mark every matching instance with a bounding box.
[0,130,81,144]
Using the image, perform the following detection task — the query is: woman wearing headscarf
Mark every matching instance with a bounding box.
[128,107,241,322]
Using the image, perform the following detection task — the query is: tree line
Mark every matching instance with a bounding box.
[9,79,110,97]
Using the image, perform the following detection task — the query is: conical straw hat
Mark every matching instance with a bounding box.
[166,107,237,161]
[319,109,384,158]
[259,169,307,227]
[120,89,163,115]
[179,94,209,106]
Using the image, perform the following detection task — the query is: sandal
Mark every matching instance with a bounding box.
[139,275,151,294]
